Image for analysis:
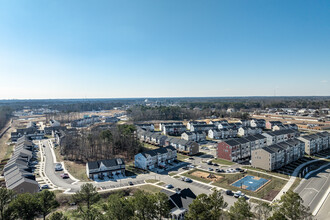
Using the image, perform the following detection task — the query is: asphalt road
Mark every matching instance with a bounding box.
[316,193,330,220]
[295,166,330,216]
[42,140,81,192]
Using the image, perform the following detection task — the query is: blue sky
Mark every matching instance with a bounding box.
[0,0,329,99]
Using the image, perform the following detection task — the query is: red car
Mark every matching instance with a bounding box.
[60,173,69,179]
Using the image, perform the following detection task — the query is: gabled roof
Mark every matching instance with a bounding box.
[224,139,240,146]
[140,146,176,158]
[162,188,197,210]
[87,158,125,170]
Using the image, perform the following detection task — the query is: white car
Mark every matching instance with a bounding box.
[187,165,195,168]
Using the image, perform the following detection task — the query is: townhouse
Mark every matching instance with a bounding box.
[251,138,305,171]
[4,136,39,194]
[186,121,206,130]
[163,124,187,136]
[237,127,262,137]
[11,125,45,142]
[86,158,125,180]
[217,134,267,162]
[70,115,100,127]
[138,130,167,146]
[181,132,197,141]
[135,123,155,131]
[160,122,183,132]
[265,121,283,130]
[250,119,266,129]
[165,137,199,155]
[208,129,222,139]
[190,124,215,132]
[262,129,299,146]
[134,146,177,170]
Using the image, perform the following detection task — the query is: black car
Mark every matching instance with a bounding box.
[235,168,242,171]
[128,181,134,185]
[182,166,189,170]
[189,157,194,160]
[207,161,213,165]
[226,190,233,196]
[213,163,219,166]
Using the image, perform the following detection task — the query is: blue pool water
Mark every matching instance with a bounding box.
[232,175,269,191]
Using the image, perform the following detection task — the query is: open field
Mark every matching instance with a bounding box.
[54,147,90,181]
[134,184,163,193]
[191,170,223,182]
[145,179,159,183]
[0,125,14,161]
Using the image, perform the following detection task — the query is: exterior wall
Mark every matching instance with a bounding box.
[251,149,271,171]
[12,182,40,194]
[217,142,232,161]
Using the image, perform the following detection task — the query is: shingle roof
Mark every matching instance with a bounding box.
[140,146,176,158]
[87,158,125,170]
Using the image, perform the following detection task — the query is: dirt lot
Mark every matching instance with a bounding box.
[191,170,223,182]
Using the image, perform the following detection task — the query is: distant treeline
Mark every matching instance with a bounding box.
[0,106,12,131]
[181,97,330,110]
[60,124,142,162]
[127,105,250,121]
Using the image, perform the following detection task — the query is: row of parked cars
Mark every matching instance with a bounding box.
[54,163,70,179]
[225,190,249,200]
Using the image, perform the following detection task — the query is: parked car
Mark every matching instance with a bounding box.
[187,165,195,168]
[234,191,242,198]
[165,184,174,189]
[207,161,213,165]
[184,178,192,183]
[60,173,69,179]
[55,163,63,171]
[128,181,134,185]
[226,190,233,196]
[189,157,194,160]
[213,163,219,166]
[41,185,50,190]
[208,168,214,171]
[182,166,189,170]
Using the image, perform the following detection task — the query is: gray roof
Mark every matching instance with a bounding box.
[140,146,176,158]
[162,188,197,210]
[87,158,125,170]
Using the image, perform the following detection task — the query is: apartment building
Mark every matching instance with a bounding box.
[262,129,299,146]
[134,146,177,170]
[298,132,329,155]
[251,138,305,171]
[217,134,267,162]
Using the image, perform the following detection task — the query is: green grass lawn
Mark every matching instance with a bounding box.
[135,184,163,193]
[156,181,166,186]
[177,153,189,161]
[145,179,159,183]
[3,143,14,161]
[242,166,290,179]
[169,172,177,176]
[289,177,302,191]
[212,158,235,165]
[143,143,159,150]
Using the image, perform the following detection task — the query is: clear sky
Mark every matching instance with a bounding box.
[0,0,329,99]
